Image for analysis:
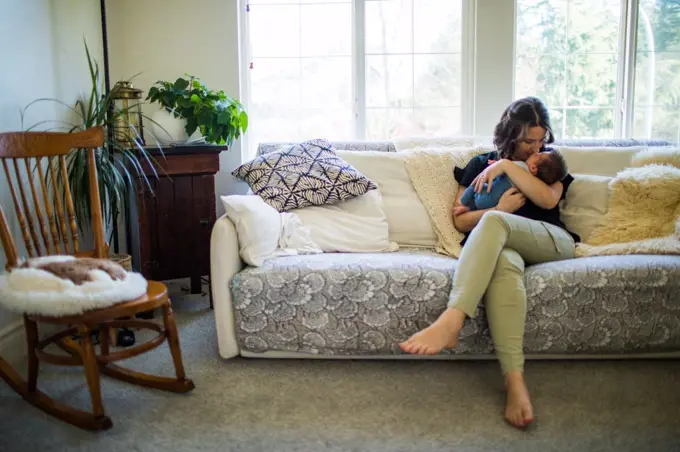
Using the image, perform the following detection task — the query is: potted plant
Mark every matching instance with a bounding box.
[21,41,163,266]
[146,75,248,146]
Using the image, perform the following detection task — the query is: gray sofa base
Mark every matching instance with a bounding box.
[231,251,680,357]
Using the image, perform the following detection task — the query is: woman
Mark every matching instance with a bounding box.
[400,97,579,429]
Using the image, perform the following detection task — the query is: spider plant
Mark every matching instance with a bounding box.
[20,40,165,246]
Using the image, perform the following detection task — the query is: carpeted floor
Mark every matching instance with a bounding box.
[1,279,679,452]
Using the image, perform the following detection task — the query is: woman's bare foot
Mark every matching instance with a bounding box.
[399,307,466,355]
[453,205,470,216]
[504,371,534,429]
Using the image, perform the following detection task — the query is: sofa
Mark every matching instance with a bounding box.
[210,139,680,361]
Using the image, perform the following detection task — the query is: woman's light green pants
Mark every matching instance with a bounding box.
[449,210,575,374]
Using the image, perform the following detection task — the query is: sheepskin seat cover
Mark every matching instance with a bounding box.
[0,255,148,316]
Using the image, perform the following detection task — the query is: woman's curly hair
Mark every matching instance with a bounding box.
[493,97,555,159]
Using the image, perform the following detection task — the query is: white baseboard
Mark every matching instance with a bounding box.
[0,320,26,368]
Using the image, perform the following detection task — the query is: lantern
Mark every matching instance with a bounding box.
[111,81,145,146]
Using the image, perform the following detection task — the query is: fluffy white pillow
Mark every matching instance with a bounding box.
[220,195,281,266]
[337,151,437,248]
[560,174,612,242]
[631,147,680,168]
[289,190,398,253]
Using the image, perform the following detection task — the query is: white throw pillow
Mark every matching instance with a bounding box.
[560,174,612,242]
[220,195,281,266]
[337,151,437,248]
[289,190,397,253]
[554,146,645,177]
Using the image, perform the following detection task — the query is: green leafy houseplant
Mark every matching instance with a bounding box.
[21,40,162,244]
[146,75,248,146]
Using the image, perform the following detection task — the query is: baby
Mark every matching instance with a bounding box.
[454,150,568,215]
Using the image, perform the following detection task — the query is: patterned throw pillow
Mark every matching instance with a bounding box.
[232,139,377,212]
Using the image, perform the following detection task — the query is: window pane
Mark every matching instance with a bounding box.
[567,0,622,54]
[634,52,680,108]
[301,3,352,56]
[516,0,622,139]
[567,53,618,106]
[414,54,461,107]
[549,108,565,139]
[365,0,463,138]
[247,2,354,152]
[249,5,300,58]
[565,108,615,138]
[301,57,352,109]
[248,111,300,144]
[248,0,463,147]
[632,0,680,141]
[366,108,416,139]
[516,54,566,106]
[250,58,301,108]
[413,0,462,54]
[516,0,568,54]
[633,107,680,142]
[298,109,355,140]
[365,0,413,55]
[637,0,680,52]
[414,108,461,135]
[366,55,414,108]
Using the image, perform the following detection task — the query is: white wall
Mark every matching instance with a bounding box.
[106,0,249,216]
[474,0,516,136]
[0,0,103,361]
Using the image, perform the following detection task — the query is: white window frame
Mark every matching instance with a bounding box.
[240,0,477,148]
[239,0,671,149]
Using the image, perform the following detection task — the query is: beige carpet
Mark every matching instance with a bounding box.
[1,279,679,452]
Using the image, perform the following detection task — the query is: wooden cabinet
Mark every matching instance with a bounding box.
[129,145,226,295]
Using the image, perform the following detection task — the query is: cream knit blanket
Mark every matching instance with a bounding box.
[402,147,488,258]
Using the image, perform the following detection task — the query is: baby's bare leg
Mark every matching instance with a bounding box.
[453,205,470,216]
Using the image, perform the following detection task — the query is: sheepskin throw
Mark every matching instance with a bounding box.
[576,164,680,257]
[631,147,680,169]
[0,255,148,316]
[402,147,487,258]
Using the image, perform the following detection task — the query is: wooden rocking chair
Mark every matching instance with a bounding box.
[0,127,194,431]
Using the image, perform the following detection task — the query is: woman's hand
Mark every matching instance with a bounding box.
[472,159,509,193]
[496,188,526,213]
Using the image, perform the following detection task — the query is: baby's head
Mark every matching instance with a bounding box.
[526,150,568,185]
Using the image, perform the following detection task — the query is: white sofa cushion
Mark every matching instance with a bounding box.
[290,190,397,253]
[554,145,646,176]
[337,150,438,248]
[220,195,281,266]
[560,174,612,242]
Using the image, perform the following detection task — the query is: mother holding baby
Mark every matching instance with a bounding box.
[400,97,580,429]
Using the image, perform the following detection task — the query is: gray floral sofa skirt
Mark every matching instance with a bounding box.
[230,250,680,356]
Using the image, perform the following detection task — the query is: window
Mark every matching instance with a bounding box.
[241,0,679,154]
[516,0,623,139]
[516,0,680,141]
[364,0,463,139]
[632,0,680,142]
[243,0,464,152]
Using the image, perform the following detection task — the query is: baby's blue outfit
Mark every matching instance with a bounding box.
[459,161,529,211]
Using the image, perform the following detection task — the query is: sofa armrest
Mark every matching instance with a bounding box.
[210,214,245,359]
